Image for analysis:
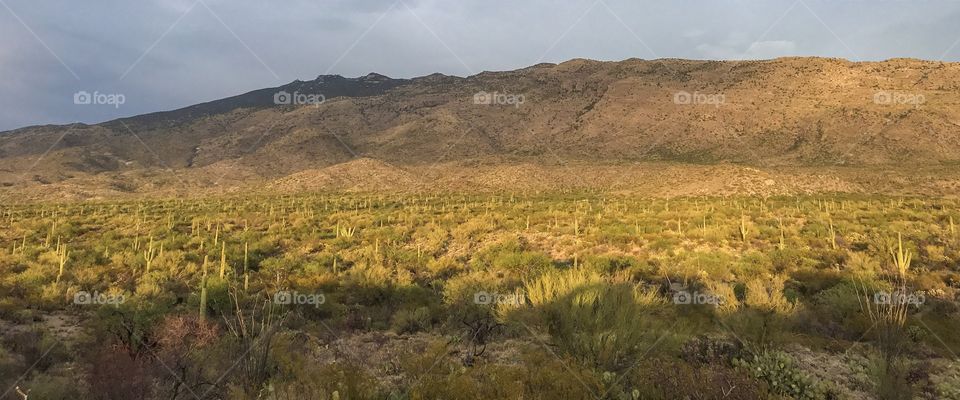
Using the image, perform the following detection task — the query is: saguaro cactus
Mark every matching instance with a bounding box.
[777,217,786,250]
[739,214,749,243]
[144,236,157,274]
[199,255,209,320]
[243,242,250,292]
[219,242,227,279]
[891,233,912,278]
[15,386,29,400]
[828,218,837,250]
[55,243,68,284]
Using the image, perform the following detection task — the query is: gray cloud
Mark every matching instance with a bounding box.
[1,0,959,130]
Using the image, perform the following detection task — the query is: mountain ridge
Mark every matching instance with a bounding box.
[2,56,960,198]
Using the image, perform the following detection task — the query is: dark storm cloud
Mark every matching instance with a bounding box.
[1,0,959,130]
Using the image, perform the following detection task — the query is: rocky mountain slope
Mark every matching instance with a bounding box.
[2,57,959,198]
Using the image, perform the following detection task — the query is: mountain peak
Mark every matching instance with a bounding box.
[361,72,391,81]
[314,74,346,83]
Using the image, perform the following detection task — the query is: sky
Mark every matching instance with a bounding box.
[1,0,959,131]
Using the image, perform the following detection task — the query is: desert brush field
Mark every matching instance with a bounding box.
[1,193,958,399]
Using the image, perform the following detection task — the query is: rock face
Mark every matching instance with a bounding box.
[2,57,960,197]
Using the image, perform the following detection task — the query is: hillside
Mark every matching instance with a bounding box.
[2,57,960,198]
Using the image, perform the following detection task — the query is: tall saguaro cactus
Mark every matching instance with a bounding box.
[55,242,68,284]
[199,255,209,321]
[777,217,786,250]
[828,218,837,250]
[243,241,250,292]
[144,236,157,274]
[739,214,749,243]
[219,242,227,279]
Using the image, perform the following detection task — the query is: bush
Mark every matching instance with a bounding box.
[268,334,381,400]
[733,350,836,400]
[680,335,742,365]
[391,307,433,334]
[803,281,872,339]
[523,268,673,370]
[401,341,603,400]
[17,373,82,400]
[627,357,769,400]
[85,346,154,400]
[929,360,960,400]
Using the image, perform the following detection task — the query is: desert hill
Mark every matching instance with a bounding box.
[2,57,960,199]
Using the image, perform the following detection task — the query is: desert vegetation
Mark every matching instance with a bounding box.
[0,193,958,399]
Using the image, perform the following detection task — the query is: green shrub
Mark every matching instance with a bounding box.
[733,350,836,400]
[18,373,83,400]
[523,268,674,370]
[930,360,960,400]
[401,341,603,400]
[803,281,872,339]
[268,334,382,400]
[391,307,433,334]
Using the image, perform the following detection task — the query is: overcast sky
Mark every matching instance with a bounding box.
[1,0,959,131]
